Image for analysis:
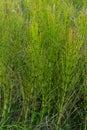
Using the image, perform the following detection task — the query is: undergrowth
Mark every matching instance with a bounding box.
[0,0,87,130]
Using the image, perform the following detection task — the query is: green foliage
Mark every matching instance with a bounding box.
[0,0,87,130]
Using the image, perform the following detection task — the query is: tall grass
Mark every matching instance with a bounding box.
[0,0,87,130]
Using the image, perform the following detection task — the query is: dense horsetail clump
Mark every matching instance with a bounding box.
[0,0,87,130]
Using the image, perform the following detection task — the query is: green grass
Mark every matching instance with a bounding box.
[0,0,87,130]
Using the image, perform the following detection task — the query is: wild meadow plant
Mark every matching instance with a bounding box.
[0,0,87,130]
